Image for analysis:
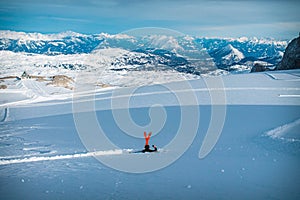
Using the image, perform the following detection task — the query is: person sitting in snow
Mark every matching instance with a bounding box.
[142,132,157,153]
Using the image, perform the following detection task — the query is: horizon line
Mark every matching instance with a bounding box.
[0,29,295,41]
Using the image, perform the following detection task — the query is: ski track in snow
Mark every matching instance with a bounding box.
[0,149,123,166]
[279,94,300,98]
[0,148,167,166]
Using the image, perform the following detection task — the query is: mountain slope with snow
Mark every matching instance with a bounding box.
[0,69,299,199]
[0,31,288,75]
[210,44,245,67]
[197,37,287,71]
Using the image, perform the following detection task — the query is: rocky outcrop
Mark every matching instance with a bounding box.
[48,75,74,90]
[251,63,269,73]
[277,34,300,70]
[0,84,7,89]
[250,61,274,73]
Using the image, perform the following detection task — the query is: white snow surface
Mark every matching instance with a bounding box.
[0,67,299,199]
[0,33,299,199]
[0,69,299,122]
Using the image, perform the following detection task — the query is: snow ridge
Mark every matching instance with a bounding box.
[265,118,300,142]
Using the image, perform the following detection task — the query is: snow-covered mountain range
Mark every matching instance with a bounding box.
[196,37,286,70]
[0,30,287,75]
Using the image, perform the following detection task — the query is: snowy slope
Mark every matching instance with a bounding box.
[0,69,299,199]
[1,69,299,120]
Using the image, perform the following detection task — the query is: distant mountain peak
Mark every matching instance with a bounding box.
[211,44,245,67]
[225,44,245,59]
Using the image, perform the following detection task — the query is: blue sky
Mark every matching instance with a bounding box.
[0,0,299,39]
